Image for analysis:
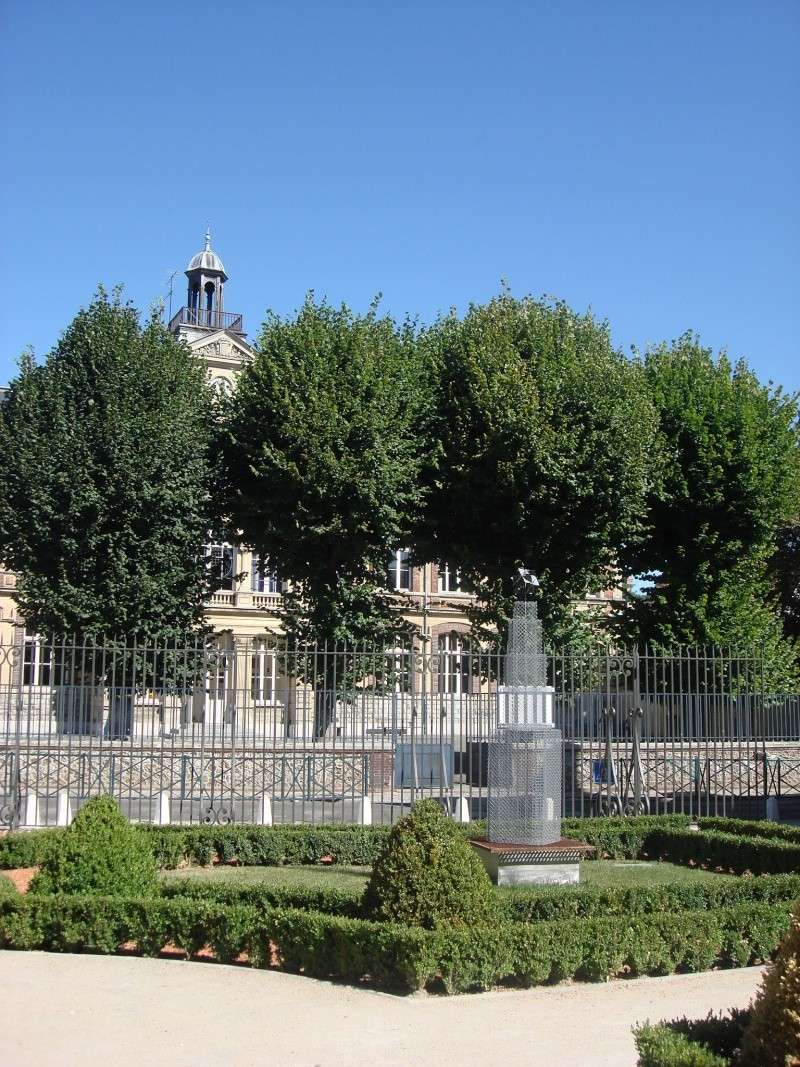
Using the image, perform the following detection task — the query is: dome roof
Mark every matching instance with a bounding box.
[186,230,227,277]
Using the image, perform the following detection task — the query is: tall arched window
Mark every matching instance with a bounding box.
[204,282,216,324]
[438,631,472,694]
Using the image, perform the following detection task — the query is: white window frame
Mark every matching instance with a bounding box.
[251,553,281,594]
[438,631,472,695]
[437,563,461,593]
[206,541,235,591]
[387,549,412,591]
[22,635,53,687]
[250,640,276,703]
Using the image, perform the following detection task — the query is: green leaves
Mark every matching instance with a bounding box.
[362,799,497,929]
[30,796,158,897]
[618,334,800,684]
[221,294,430,660]
[415,293,657,641]
[0,289,216,640]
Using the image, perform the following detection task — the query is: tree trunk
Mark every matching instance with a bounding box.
[106,688,133,740]
[313,687,336,739]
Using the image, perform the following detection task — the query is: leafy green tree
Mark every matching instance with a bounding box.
[415,293,657,648]
[0,291,218,729]
[771,520,800,640]
[220,295,429,735]
[619,334,800,685]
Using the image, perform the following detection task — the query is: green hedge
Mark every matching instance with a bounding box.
[0,875,19,899]
[497,872,800,923]
[140,824,398,869]
[634,1010,751,1067]
[635,1025,730,1066]
[644,827,800,875]
[561,814,691,858]
[698,817,800,846]
[0,893,791,993]
[7,815,794,877]
[160,871,800,924]
[0,828,66,870]
[161,878,365,918]
[0,815,694,871]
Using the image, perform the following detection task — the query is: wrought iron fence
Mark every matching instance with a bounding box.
[0,635,798,829]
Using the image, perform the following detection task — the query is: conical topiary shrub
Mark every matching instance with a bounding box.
[362,799,496,928]
[738,900,800,1066]
[30,795,158,897]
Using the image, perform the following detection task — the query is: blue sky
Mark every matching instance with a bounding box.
[1,1,798,391]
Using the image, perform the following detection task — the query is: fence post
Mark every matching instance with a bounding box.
[23,792,39,828]
[258,795,273,826]
[357,795,372,826]
[56,789,72,826]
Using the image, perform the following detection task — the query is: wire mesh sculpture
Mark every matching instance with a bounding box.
[487,577,563,845]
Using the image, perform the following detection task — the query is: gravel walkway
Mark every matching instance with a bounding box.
[0,951,763,1067]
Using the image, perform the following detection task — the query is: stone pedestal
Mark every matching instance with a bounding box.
[471,837,595,886]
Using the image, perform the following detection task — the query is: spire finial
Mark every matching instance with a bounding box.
[204,225,212,250]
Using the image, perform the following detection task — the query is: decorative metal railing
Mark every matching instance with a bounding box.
[0,635,798,828]
[168,307,244,333]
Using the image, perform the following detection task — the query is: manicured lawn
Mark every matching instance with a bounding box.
[161,859,727,891]
[162,864,372,890]
[576,860,729,888]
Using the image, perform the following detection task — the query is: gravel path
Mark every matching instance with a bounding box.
[0,951,763,1067]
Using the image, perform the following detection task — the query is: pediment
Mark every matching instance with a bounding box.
[188,330,254,366]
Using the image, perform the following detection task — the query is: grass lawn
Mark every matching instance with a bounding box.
[576,860,728,888]
[161,860,727,892]
[162,864,372,890]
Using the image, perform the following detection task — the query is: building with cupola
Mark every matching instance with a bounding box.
[0,234,626,684]
[165,233,484,673]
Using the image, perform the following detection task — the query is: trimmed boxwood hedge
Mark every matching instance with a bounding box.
[698,816,800,846]
[0,815,693,871]
[560,814,691,857]
[634,1016,749,1067]
[161,878,365,918]
[159,871,800,925]
[0,893,792,993]
[644,826,800,875]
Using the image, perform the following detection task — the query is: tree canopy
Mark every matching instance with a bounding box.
[414,293,657,643]
[618,335,800,686]
[220,295,430,728]
[0,289,216,640]
[771,520,800,640]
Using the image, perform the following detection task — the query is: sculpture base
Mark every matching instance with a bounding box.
[470,838,595,886]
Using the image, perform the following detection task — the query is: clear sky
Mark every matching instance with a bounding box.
[1,1,798,391]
